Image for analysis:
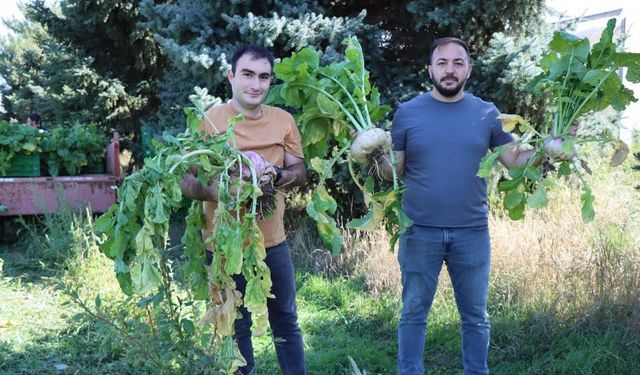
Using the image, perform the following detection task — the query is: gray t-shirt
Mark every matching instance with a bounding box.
[391,92,513,227]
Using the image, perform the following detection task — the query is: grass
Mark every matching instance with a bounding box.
[0,147,639,374]
[0,250,121,374]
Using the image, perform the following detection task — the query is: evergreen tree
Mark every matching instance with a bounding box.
[0,16,144,131]
[0,0,165,153]
[1,0,551,157]
[324,0,548,109]
[137,0,378,133]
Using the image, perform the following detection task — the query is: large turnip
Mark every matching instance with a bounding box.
[351,127,392,165]
[351,127,393,181]
[542,137,576,161]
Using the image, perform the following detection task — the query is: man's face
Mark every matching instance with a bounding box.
[26,118,38,128]
[228,53,273,110]
[428,43,472,98]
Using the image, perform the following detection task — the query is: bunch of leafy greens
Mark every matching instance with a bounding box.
[268,36,411,254]
[479,18,639,221]
[41,122,108,176]
[94,88,270,374]
[0,120,42,175]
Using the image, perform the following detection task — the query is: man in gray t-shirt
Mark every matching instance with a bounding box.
[355,37,540,375]
[391,92,513,227]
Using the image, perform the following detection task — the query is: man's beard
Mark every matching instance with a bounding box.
[431,74,466,97]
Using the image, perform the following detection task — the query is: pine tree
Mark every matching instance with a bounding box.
[323,0,548,109]
[1,0,551,157]
[137,0,378,133]
[0,0,165,153]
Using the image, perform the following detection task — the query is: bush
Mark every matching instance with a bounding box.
[41,123,108,176]
[0,120,43,175]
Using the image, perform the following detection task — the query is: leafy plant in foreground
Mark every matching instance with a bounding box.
[269,36,412,254]
[479,19,639,221]
[95,88,272,374]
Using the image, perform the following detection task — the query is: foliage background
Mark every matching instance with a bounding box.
[1,0,549,157]
[0,0,555,218]
[1,2,639,374]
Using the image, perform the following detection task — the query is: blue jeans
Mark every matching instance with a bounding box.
[397,225,491,375]
[232,241,307,375]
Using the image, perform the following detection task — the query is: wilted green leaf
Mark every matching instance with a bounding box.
[498,177,522,192]
[504,190,525,210]
[610,140,629,167]
[526,186,548,208]
[347,205,384,232]
[558,161,572,176]
[507,201,526,220]
[477,150,501,178]
[581,186,595,222]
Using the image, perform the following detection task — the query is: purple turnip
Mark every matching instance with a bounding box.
[239,151,276,218]
[543,137,576,161]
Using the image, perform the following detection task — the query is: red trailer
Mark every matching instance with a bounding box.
[0,133,121,217]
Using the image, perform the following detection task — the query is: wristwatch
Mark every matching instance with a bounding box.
[273,166,283,184]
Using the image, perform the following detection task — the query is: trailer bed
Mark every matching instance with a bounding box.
[0,132,120,216]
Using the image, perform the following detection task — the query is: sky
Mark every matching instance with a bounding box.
[548,0,640,19]
[0,0,25,37]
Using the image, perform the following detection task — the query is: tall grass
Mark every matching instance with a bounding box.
[287,150,640,373]
[291,150,640,301]
[4,147,638,374]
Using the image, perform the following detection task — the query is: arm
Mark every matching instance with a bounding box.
[497,123,578,169]
[180,172,219,201]
[276,150,307,188]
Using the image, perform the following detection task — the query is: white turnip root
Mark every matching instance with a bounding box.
[351,127,392,165]
[240,151,269,180]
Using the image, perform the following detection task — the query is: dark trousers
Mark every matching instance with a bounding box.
[232,241,307,375]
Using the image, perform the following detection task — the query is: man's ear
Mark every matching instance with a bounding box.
[227,68,234,81]
[467,64,473,80]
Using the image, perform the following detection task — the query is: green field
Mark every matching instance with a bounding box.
[1,154,639,375]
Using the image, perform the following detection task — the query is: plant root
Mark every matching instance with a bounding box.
[367,146,389,181]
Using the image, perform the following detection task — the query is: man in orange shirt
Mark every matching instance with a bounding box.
[180,45,308,374]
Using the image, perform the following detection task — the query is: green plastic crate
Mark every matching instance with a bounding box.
[4,153,41,177]
[84,159,106,174]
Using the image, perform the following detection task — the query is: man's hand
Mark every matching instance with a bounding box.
[242,150,306,188]
[261,163,278,184]
[275,151,307,188]
[180,173,218,201]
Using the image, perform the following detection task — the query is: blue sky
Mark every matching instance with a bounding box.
[0,0,25,36]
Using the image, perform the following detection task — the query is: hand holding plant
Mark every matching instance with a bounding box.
[479,19,639,221]
[95,88,273,373]
[269,36,411,254]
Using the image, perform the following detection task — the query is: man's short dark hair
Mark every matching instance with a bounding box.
[230,44,275,73]
[27,112,41,125]
[429,37,470,65]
